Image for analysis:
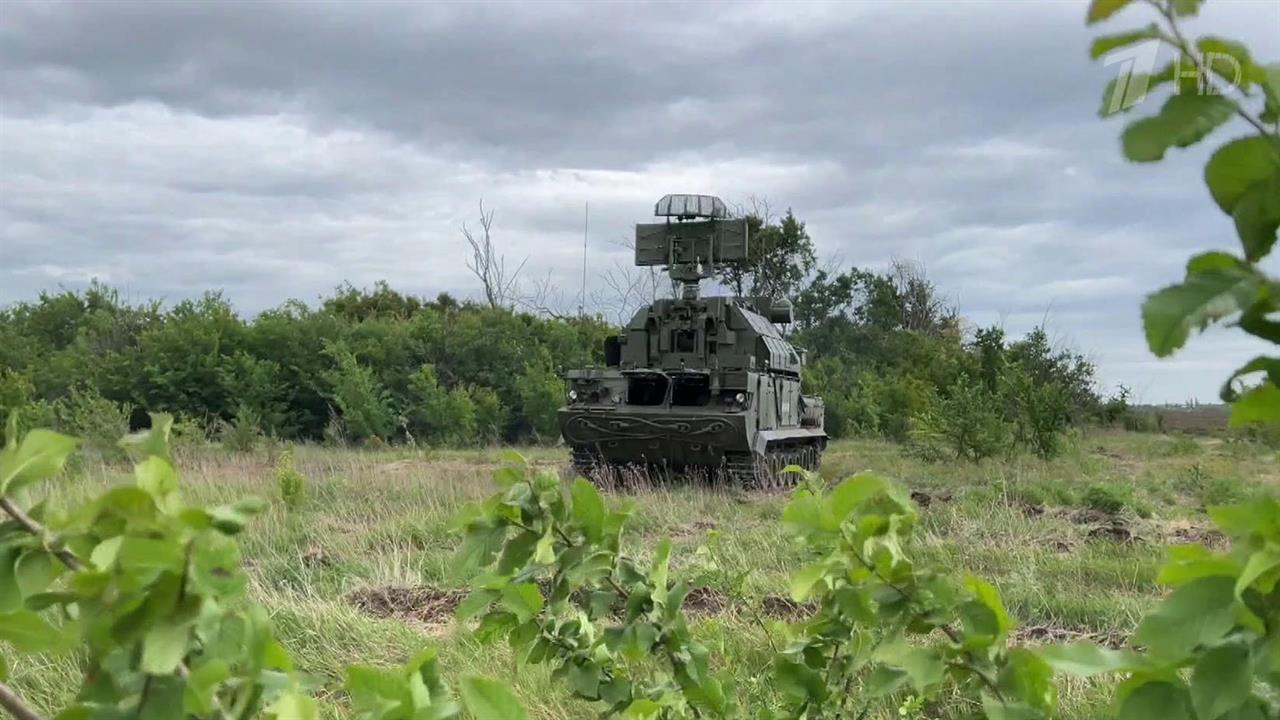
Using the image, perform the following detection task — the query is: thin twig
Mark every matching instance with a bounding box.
[0,681,43,720]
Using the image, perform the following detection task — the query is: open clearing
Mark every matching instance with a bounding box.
[13,430,1278,719]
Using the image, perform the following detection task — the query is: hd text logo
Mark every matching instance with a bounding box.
[1102,40,1243,115]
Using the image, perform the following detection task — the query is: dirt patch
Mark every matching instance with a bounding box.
[1013,624,1126,649]
[1162,520,1229,550]
[346,585,466,627]
[300,545,332,568]
[910,490,953,508]
[1016,501,1045,518]
[682,586,729,615]
[671,520,719,539]
[1087,521,1138,543]
[1069,508,1118,525]
[760,595,817,619]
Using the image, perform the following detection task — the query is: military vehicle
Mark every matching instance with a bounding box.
[558,194,826,487]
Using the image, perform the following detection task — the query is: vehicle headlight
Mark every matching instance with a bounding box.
[568,389,578,401]
[735,392,746,404]
[612,393,621,404]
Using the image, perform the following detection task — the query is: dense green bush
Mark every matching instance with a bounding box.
[0,283,613,447]
[910,374,1011,461]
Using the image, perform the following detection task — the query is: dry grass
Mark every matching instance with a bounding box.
[8,429,1276,719]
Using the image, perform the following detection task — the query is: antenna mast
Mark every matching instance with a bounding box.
[580,201,588,316]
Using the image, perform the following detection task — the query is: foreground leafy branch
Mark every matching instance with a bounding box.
[1089,0,1280,424]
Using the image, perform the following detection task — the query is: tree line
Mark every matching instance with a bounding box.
[0,233,1114,459]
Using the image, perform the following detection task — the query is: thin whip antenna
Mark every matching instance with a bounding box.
[580,201,589,316]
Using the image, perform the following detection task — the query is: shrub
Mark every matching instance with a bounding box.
[911,374,1010,462]
[217,402,264,452]
[320,341,394,442]
[514,356,563,441]
[1081,482,1131,515]
[51,383,132,455]
[1001,362,1071,459]
[275,448,306,511]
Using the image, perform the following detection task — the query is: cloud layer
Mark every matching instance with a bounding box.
[2,0,1277,402]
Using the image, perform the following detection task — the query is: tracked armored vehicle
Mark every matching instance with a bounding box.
[558,194,826,487]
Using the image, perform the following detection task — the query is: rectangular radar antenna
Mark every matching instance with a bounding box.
[635,195,749,299]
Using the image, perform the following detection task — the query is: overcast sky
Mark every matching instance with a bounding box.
[2,0,1278,403]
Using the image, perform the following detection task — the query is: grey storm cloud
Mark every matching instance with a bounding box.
[1,0,1278,403]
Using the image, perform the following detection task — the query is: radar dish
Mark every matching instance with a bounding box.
[654,194,727,219]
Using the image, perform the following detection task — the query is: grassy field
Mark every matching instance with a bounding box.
[11,430,1279,718]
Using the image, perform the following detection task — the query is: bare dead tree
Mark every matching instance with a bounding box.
[590,236,674,325]
[887,257,958,335]
[461,199,526,309]
[518,270,576,320]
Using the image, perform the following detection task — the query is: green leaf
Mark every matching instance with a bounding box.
[119,413,174,460]
[141,619,190,674]
[1204,137,1280,214]
[570,478,606,542]
[827,472,890,521]
[0,609,70,652]
[135,456,181,514]
[998,649,1057,712]
[1221,356,1280,402]
[1236,547,1280,595]
[1091,25,1158,59]
[879,643,945,693]
[14,549,55,599]
[1230,381,1280,426]
[345,665,403,715]
[0,547,20,611]
[789,562,827,602]
[0,428,78,495]
[500,583,543,624]
[533,525,555,565]
[1171,0,1203,16]
[960,576,1012,643]
[1157,544,1238,586]
[457,588,499,621]
[982,696,1045,720]
[1197,37,1257,89]
[1261,63,1280,122]
[1038,641,1141,677]
[1192,641,1251,720]
[1118,680,1193,720]
[1122,94,1235,162]
[1232,173,1280,261]
[1086,0,1134,24]
[267,692,318,720]
[182,658,229,715]
[456,522,506,573]
[1135,576,1236,659]
[1142,267,1261,356]
[460,677,528,720]
[621,699,662,719]
[118,536,185,575]
[1186,250,1243,273]
[774,658,826,703]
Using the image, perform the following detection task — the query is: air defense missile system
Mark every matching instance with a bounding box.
[558,194,826,487]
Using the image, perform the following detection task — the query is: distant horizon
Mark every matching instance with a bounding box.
[3,273,1239,408]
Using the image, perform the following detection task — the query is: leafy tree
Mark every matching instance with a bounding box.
[515,355,564,441]
[718,208,817,302]
[320,341,395,443]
